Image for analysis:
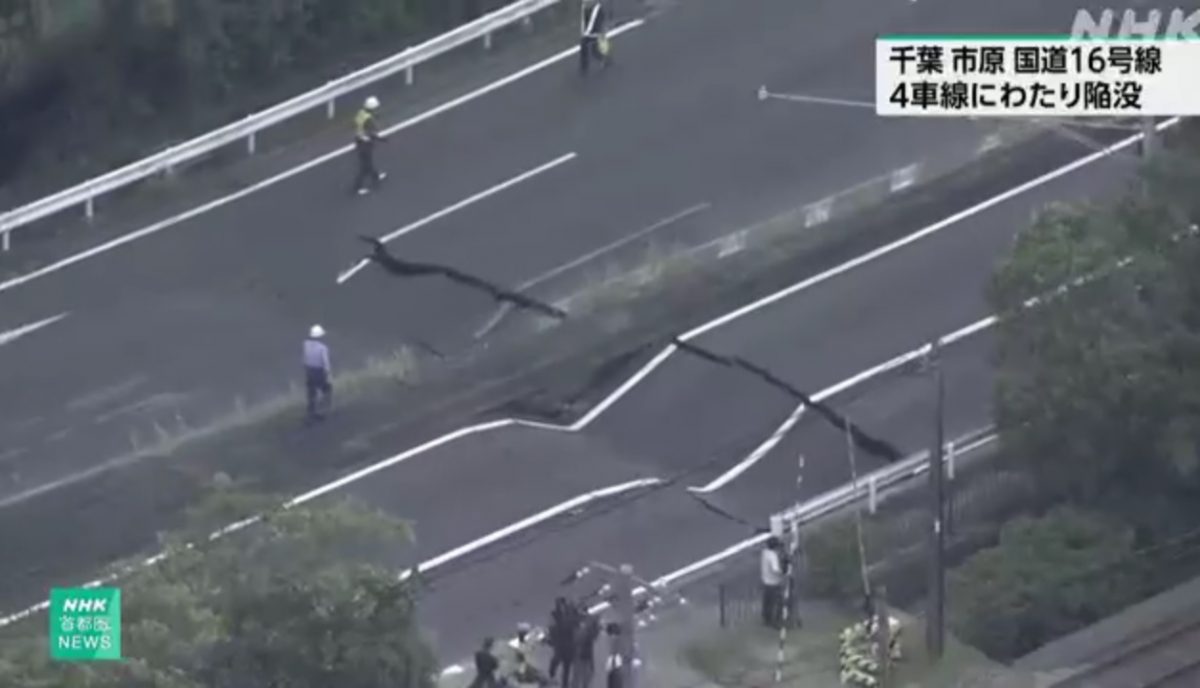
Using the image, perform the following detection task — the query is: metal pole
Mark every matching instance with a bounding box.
[945,441,956,536]
[1142,117,1156,158]
[774,523,800,684]
[875,586,892,688]
[615,564,636,688]
[926,340,946,660]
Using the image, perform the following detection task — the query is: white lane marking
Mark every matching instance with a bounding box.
[412,477,661,575]
[0,313,68,348]
[566,117,1180,428]
[0,20,647,297]
[0,471,659,628]
[287,419,517,506]
[336,152,578,284]
[689,313,999,493]
[473,202,712,339]
[690,408,806,494]
[759,88,875,109]
[0,118,1175,628]
[441,431,1006,675]
[578,427,1001,626]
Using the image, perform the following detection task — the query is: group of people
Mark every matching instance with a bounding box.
[470,596,628,688]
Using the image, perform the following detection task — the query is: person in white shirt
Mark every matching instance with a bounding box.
[760,536,785,628]
[303,324,332,422]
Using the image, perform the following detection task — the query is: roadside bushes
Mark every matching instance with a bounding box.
[0,0,514,194]
[947,506,1147,660]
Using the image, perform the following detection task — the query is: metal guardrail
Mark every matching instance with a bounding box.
[773,425,999,532]
[0,0,562,251]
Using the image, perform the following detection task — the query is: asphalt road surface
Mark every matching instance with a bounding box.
[333,144,1140,661]
[0,0,1091,507]
[0,0,1134,664]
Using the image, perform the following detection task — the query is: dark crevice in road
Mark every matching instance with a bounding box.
[671,338,905,463]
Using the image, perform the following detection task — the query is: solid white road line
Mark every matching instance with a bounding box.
[552,117,1181,432]
[688,313,999,493]
[336,152,578,284]
[604,428,1001,613]
[0,474,659,629]
[411,477,662,576]
[0,117,1175,629]
[0,313,69,349]
[439,429,1002,678]
[473,202,713,339]
[0,20,646,297]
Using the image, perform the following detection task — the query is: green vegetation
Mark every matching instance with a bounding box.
[945,123,1200,660]
[0,489,435,687]
[989,126,1200,516]
[0,0,512,196]
[948,507,1145,659]
[803,519,869,603]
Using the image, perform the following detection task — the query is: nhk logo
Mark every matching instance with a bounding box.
[50,587,121,661]
[1072,8,1200,38]
[62,598,110,613]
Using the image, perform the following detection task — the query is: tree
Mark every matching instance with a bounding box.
[0,488,436,688]
[989,134,1200,507]
[948,506,1144,660]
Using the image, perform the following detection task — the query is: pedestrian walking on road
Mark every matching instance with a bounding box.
[352,95,387,195]
[571,603,601,688]
[760,536,785,628]
[470,637,502,688]
[579,0,609,75]
[548,597,578,688]
[303,324,333,423]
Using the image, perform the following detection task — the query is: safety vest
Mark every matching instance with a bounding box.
[354,109,375,141]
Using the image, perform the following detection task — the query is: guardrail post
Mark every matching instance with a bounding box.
[247,132,257,155]
[326,98,336,120]
[405,65,415,86]
[483,31,494,50]
[868,476,878,514]
[947,441,956,482]
[85,197,95,223]
[2,230,9,252]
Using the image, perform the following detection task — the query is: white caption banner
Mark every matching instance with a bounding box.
[875,36,1200,116]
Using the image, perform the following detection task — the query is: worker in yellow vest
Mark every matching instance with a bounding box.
[352,95,387,195]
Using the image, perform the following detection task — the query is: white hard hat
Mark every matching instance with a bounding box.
[310,324,325,338]
[517,622,531,632]
[365,96,380,111]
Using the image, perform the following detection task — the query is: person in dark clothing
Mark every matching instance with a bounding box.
[470,637,502,688]
[547,597,578,688]
[603,622,624,688]
[571,604,602,688]
[760,536,785,628]
[579,0,608,75]
[352,95,387,195]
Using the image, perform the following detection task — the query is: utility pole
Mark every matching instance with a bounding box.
[613,563,637,688]
[1142,116,1157,159]
[926,339,946,660]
